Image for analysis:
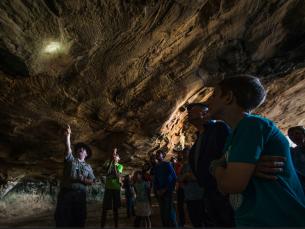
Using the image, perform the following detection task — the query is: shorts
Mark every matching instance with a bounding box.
[102,188,121,210]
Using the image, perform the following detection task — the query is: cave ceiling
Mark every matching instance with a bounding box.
[0,0,305,181]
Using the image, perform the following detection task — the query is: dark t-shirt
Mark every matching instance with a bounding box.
[189,120,231,193]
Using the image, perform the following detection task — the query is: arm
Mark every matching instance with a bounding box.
[212,118,265,193]
[64,125,72,158]
[114,162,119,177]
[254,155,285,180]
[214,162,256,193]
[214,154,286,191]
[79,166,96,185]
[112,148,120,177]
[80,177,95,185]
[115,164,123,187]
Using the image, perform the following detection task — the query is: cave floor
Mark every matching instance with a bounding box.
[1,197,192,228]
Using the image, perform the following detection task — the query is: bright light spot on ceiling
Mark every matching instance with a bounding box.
[44,41,62,53]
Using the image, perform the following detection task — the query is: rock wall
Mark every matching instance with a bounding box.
[0,0,304,181]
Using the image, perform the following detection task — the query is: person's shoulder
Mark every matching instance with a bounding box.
[244,114,269,122]
[65,153,75,162]
[241,114,274,126]
[159,161,171,168]
[239,114,278,135]
[209,120,231,132]
[164,161,172,166]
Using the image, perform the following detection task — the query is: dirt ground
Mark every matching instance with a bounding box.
[1,197,192,228]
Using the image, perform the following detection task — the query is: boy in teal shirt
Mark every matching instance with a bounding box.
[208,75,305,226]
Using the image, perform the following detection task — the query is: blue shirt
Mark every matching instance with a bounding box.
[153,161,176,193]
[224,114,305,227]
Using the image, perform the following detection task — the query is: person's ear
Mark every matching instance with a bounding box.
[224,90,234,105]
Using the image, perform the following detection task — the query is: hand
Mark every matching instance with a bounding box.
[65,125,71,136]
[78,175,94,185]
[255,155,286,180]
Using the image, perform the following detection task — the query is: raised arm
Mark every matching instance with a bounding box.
[64,125,72,157]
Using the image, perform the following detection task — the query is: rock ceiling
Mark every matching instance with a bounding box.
[0,0,305,182]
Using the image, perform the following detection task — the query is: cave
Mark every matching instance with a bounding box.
[0,0,305,227]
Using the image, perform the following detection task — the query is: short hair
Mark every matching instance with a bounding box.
[74,142,92,159]
[288,126,305,136]
[156,150,166,157]
[218,75,266,111]
[186,103,208,111]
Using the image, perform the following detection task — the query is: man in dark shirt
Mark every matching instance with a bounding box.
[187,103,234,227]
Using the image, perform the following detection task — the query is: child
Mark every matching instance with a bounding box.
[208,75,305,226]
[133,170,152,228]
[122,174,135,218]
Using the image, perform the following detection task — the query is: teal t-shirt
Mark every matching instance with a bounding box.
[223,114,305,227]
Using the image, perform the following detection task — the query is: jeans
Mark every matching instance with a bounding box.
[158,192,177,227]
[126,196,135,217]
[177,188,185,227]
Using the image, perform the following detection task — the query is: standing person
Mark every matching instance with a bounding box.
[288,126,305,190]
[173,150,185,227]
[133,170,152,228]
[148,154,158,196]
[186,102,286,227]
[208,75,305,226]
[55,125,95,227]
[179,148,205,227]
[142,161,153,191]
[153,150,177,227]
[148,154,158,179]
[122,174,135,218]
[100,148,123,228]
[187,103,234,226]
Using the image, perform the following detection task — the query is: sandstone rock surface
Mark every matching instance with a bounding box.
[0,0,304,182]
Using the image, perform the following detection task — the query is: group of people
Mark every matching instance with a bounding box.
[54,75,305,227]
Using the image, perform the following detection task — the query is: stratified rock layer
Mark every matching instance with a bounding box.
[0,0,304,181]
